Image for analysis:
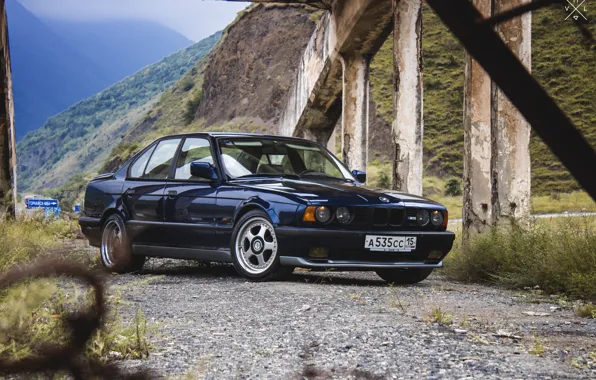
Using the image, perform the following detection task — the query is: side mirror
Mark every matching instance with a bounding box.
[352,170,366,183]
[190,161,218,180]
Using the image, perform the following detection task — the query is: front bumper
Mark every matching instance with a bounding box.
[275,227,455,270]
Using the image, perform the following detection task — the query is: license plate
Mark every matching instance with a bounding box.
[364,235,416,252]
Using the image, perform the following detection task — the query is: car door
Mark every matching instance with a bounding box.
[123,138,182,246]
[164,136,222,249]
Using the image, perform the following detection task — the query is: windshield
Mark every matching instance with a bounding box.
[217,138,355,181]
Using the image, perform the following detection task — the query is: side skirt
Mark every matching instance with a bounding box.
[132,245,232,263]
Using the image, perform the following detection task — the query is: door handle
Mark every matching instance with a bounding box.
[126,189,135,197]
[167,190,177,198]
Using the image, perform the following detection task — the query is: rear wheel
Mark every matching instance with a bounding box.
[100,214,145,273]
[231,210,293,281]
[375,268,433,284]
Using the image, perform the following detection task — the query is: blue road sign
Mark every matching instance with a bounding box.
[26,199,59,209]
[74,204,81,212]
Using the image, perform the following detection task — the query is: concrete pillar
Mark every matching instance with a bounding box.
[327,128,337,155]
[341,52,370,172]
[463,0,531,239]
[391,0,423,196]
[299,127,334,146]
[0,3,16,217]
[463,0,492,240]
[491,0,531,226]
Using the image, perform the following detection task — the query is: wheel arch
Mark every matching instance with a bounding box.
[99,207,126,228]
[233,198,279,227]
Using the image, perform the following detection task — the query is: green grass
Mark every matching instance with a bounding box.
[443,217,596,300]
[18,33,221,192]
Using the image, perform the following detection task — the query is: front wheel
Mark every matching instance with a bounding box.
[375,268,433,284]
[231,210,293,281]
[100,214,145,273]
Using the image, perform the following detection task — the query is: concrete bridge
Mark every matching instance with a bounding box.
[240,0,532,239]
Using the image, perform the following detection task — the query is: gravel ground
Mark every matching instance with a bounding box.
[107,259,596,379]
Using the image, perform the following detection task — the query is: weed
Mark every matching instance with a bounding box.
[528,332,545,356]
[575,303,596,318]
[425,307,453,324]
[459,316,470,328]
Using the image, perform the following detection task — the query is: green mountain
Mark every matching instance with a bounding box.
[17,32,221,192]
[26,3,596,199]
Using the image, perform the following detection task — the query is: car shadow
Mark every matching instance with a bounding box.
[135,260,431,288]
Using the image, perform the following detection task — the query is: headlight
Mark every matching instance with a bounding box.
[431,210,444,226]
[418,209,430,226]
[335,207,351,224]
[315,206,332,223]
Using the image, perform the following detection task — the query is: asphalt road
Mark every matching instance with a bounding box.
[112,260,596,379]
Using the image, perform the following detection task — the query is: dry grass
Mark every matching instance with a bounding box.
[575,303,596,318]
[443,217,596,300]
[0,217,153,362]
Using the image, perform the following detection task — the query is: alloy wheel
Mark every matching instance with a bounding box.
[235,217,278,275]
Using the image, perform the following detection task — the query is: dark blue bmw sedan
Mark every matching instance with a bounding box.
[80,133,455,283]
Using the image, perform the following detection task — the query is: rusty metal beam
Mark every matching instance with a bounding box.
[426,0,596,201]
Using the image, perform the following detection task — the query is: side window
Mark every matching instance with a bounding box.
[142,139,181,179]
[129,145,156,178]
[174,138,213,180]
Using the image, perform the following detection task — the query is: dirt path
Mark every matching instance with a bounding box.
[109,260,595,379]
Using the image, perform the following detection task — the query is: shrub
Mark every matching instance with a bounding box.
[576,303,596,318]
[378,171,391,189]
[444,178,462,196]
[444,217,596,299]
[184,89,202,124]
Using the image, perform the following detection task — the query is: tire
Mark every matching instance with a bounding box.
[100,214,145,273]
[231,210,293,281]
[375,268,433,284]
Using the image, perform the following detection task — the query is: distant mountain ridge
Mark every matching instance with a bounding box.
[44,19,193,86]
[7,0,194,140]
[17,32,221,191]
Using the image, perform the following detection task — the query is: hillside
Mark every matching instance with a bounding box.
[7,0,194,140]
[6,0,109,140]
[102,4,320,172]
[17,32,221,191]
[26,3,595,197]
[370,4,596,194]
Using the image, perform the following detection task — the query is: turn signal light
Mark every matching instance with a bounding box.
[442,210,448,227]
[303,206,317,222]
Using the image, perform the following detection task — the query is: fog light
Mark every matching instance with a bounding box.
[431,210,444,226]
[309,247,329,258]
[336,207,351,224]
[315,206,332,223]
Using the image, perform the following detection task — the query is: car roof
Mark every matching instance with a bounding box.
[159,131,317,143]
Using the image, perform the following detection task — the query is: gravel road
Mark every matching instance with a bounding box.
[109,259,596,379]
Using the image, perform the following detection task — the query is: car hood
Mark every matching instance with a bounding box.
[234,178,442,207]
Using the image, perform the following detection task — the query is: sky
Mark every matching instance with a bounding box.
[18,0,250,42]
